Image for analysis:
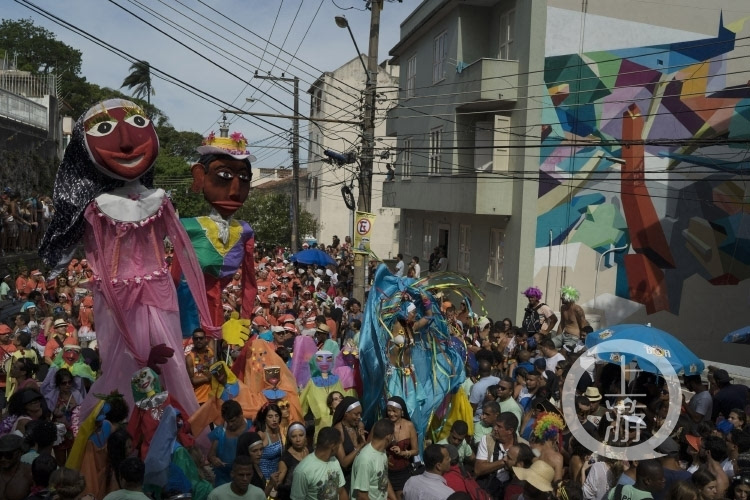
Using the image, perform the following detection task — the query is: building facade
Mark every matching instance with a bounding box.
[303,56,401,259]
[385,0,750,368]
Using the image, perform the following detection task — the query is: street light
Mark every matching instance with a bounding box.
[334,16,371,85]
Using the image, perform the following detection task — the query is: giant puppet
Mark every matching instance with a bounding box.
[172,131,258,335]
[39,99,219,419]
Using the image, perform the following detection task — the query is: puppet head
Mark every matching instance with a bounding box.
[82,100,159,181]
[209,361,237,399]
[264,366,281,389]
[39,99,159,268]
[313,350,333,374]
[191,131,256,218]
[61,345,81,366]
[340,339,359,367]
[131,367,161,400]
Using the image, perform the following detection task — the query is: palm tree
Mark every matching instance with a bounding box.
[121,60,154,104]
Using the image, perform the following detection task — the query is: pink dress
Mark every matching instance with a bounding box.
[78,192,216,421]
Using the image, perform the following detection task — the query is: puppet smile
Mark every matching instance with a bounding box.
[113,155,145,168]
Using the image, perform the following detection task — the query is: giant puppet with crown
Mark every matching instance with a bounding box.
[172,126,258,338]
[39,99,222,422]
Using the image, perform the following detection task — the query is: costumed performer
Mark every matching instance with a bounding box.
[172,128,258,336]
[298,349,354,438]
[188,360,254,435]
[39,98,221,421]
[360,264,475,450]
[230,337,303,422]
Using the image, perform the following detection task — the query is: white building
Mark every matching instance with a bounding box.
[302,56,401,259]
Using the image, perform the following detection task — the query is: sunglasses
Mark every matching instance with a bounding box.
[210,368,222,376]
[193,336,206,341]
[60,380,73,386]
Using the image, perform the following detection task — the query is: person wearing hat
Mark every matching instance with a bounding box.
[44,318,78,366]
[0,433,32,499]
[15,267,30,301]
[712,369,749,422]
[583,387,605,424]
[172,129,259,333]
[513,460,555,500]
[654,438,691,500]
[314,324,331,350]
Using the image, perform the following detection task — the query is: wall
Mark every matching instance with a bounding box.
[537,3,750,366]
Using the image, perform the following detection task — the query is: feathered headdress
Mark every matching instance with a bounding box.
[560,285,579,302]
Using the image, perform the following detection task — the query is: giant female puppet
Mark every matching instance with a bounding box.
[39,99,219,420]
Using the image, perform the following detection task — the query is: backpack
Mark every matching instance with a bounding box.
[522,303,546,333]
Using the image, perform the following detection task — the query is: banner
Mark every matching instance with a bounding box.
[353,211,376,254]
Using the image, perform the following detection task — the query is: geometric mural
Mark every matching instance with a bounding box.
[539,14,750,315]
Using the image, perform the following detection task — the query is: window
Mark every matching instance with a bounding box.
[316,89,323,114]
[474,121,493,171]
[499,9,516,60]
[488,229,505,285]
[406,55,417,97]
[402,137,412,179]
[429,127,443,175]
[404,218,414,255]
[423,220,433,260]
[433,31,448,84]
[494,115,510,171]
[313,176,318,200]
[306,176,313,200]
[458,224,471,273]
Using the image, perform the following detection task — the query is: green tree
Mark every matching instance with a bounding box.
[121,60,154,104]
[0,18,82,74]
[235,191,318,248]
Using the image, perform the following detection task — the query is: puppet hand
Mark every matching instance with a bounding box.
[222,317,251,347]
[147,344,175,374]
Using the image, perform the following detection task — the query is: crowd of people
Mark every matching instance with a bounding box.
[0,241,747,500]
[0,188,53,255]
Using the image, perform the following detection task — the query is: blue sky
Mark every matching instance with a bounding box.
[4,0,419,168]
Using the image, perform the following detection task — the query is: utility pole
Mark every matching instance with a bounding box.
[238,73,301,253]
[350,0,382,304]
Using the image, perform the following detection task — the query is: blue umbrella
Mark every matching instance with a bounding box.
[289,248,336,266]
[586,323,704,376]
[722,326,750,344]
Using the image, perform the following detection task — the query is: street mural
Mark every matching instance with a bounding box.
[538,14,750,316]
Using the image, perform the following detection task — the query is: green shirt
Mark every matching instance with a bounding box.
[605,484,653,500]
[291,453,346,500]
[351,443,389,500]
[437,437,473,463]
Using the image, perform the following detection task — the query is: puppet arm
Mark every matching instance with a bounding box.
[240,233,258,319]
[164,202,220,339]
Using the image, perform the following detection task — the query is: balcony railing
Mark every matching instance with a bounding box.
[0,88,48,131]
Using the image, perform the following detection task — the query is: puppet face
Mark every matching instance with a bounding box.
[62,346,80,365]
[341,340,359,366]
[193,157,251,218]
[315,351,333,373]
[83,100,158,180]
[264,366,281,388]
[132,367,157,394]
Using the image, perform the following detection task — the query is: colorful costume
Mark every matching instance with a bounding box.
[189,361,255,434]
[299,350,354,437]
[173,131,259,336]
[360,265,476,449]
[39,99,218,421]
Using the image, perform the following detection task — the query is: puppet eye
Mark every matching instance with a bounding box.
[125,114,150,128]
[87,120,118,137]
